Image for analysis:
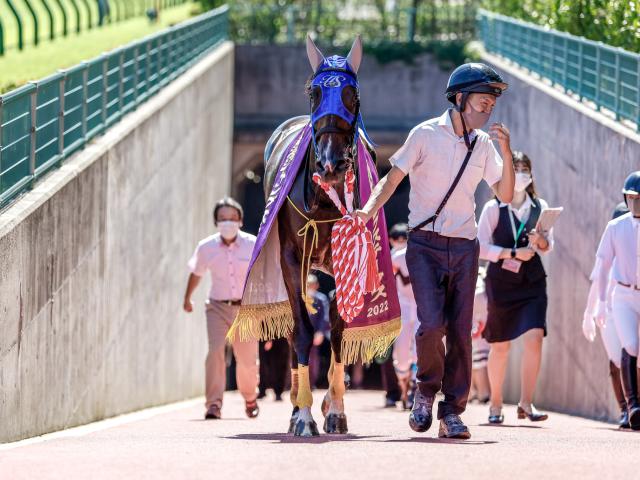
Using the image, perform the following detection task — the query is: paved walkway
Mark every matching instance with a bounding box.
[2,391,639,480]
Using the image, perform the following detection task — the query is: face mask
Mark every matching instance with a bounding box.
[218,221,240,240]
[514,173,532,193]
[628,197,640,218]
[462,101,492,130]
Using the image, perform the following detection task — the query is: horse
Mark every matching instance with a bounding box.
[263,35,375,436]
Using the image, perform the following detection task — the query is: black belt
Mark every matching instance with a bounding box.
[618,282,640,291]
[215,299,242,306]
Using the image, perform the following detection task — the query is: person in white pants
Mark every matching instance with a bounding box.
[390,224,419,410]
[583,202,630,429]
[587,171,640,430]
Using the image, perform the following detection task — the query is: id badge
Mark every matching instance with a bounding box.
[502,258,522,273]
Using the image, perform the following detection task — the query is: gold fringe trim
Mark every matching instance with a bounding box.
[341,317,401,365]
[226,301,294,343]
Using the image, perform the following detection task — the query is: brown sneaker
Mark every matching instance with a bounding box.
[245,400,260,419]
[205,405,221,420]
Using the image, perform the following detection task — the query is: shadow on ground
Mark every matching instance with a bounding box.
[223,433,384,444]
[383,437,497,445]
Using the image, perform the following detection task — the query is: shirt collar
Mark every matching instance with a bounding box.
[500,194,535,212]
[438,109,477,142]
[216,233,240,248]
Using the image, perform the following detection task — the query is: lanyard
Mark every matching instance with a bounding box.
[508,209,527,249]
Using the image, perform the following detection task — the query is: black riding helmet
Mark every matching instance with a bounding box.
[622,171,640,206]
[446,63,508,111]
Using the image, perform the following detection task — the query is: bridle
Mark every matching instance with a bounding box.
[309,64,361,164]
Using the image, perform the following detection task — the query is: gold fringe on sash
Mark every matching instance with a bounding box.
[341,316,401,365]
[226,301,294,342]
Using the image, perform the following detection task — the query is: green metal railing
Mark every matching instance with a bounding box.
[478,9,640,131]
[0,5,229,209]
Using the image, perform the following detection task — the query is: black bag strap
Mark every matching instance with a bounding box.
[409,137,478,233]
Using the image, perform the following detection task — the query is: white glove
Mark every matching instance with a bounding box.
[594,300,607,328]
[582,311,597,342]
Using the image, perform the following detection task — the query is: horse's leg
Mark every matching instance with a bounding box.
[280,250,319,437]
[287,339,299,433]
[321,353,334,417]
[323,297,348,434]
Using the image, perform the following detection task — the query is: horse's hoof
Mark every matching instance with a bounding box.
[287,407,300,434]
[321,393,331,418]
[294,418,320,437]
[323,413,348,434]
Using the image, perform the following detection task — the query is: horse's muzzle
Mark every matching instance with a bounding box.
[316,158,348,184]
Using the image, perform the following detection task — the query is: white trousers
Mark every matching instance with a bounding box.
[393,299,418,379]
[599,314,622,367]
[612,286,640,357]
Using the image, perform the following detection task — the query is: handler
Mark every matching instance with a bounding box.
[355,63,514,438]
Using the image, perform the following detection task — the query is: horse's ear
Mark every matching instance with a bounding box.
[306,34,325,72]
[346,35,363,73]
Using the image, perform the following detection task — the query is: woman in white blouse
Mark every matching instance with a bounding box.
[477,151,553,424]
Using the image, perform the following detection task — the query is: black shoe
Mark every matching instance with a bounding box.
[629,407,640,431]
[384,397,397,408]
[275,393,283,402]
[619,409,631,429]
[438,414,471,439]
[204,405,221,420]
[488,407,504,424]
[257,391,267,400]
[408,390,434,432]
[517,404,548,422]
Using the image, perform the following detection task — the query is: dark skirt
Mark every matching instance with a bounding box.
[483,276,548,343]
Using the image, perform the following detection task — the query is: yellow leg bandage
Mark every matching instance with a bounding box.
[290,369,299,407]
[296,365,313,408]
[330,362,346,399]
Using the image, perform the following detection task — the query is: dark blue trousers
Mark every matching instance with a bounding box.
[406,230,479,419]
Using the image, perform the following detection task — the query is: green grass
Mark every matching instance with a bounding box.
[0,2,196,92]
[0,1,179,50]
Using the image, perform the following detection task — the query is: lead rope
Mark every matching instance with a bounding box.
[312,168,381,323]
[286,196,340,313]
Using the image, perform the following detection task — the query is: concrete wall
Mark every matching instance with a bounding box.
[0,43,235,443]
[482,52,640,421]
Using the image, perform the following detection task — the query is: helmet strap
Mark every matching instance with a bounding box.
[457,92,472,149]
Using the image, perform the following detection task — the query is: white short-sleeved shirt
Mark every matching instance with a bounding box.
[477,195,554,262]
[391,247,414,302]
[596,213,640,287]
[188,230,256,301]
[390,109,504,240]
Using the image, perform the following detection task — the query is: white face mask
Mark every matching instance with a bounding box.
[218,221,240,240]
[514,172,532,193]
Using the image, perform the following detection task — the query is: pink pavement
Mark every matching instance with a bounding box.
[1,390,639,480]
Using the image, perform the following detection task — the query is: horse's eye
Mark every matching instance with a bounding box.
[311,86,322,111]
[341,86,357,112]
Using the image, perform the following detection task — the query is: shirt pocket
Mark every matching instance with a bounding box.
[462,163,484,195]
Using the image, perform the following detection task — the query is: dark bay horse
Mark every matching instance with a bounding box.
[263,36,374,436]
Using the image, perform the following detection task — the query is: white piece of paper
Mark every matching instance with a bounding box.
[536,207,563,232]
